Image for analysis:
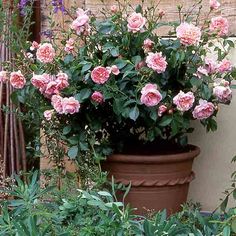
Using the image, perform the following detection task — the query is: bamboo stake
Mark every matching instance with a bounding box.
[9,85,15,174]
[13,104,20,172]
[19,118,27,173]
[3,81,9,178]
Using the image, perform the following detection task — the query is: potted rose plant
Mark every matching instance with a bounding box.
[3,0,235,214]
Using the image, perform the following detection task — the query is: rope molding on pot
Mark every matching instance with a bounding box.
[113,171,195,187]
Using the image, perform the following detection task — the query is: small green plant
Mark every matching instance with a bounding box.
[1,171,236,236]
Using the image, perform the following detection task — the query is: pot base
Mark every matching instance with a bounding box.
[101,145,200,215]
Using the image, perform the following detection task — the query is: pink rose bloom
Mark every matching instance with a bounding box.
[0,71,8,82]
[213,85,232,103]
[158,9,165,17]
[31,74,47,90]
[56,72,69,90]
[127,12,146,33]
[205,57,218,74]
[71,9,90,36]
[30,41,39,51]
[36,43,55,63]
[76,8,88,17]
[173,91,195,112]
[192,99,215,120]
[91,66,110,84]
[107,65,120,75]
[51,95,63,114]
[210,0,220,10]
[158,105,167,117]
[110,5,118,13]
[135,61,146,70]
[143,38,154,52]
[62,97,80,114]
[64,38,75,53]
[44,109,54,121]
[146,52,167,73]
[196,66,208,78]
[91,91,104,103]
[176,22,201,46]
[10,71,26,89]
[217,59,232,73]
[210,16,229,36]
[45,81,59,95]
[140,83,162,107]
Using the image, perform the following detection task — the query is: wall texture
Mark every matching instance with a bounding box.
[41,0,236,211]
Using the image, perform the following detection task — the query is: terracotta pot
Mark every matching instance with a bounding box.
[101,144,200,215]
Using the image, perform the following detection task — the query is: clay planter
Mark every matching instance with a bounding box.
[101,145,200,215]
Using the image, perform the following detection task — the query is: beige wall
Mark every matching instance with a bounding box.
[188,43,236,211]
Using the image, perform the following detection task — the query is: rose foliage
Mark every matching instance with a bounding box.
[4,0,236,161]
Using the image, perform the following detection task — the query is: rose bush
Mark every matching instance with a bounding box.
[2,0,236,161]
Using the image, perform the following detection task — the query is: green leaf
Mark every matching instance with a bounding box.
[223,226,231,236]
[220,195,229,212]
[75,88,91,102]
[64,54,74,64]
[114,59,128,69]
[190,77,202,87]
[232,218,236,233]
[129,106,139,121]
[63,125,71,135]
[231,155,236,163]
[81,63,92,74]
[159,116,172,127]
[97,191,112,198]
[135,4,142,13]
[110,47,119,57]
[68,146,78,159]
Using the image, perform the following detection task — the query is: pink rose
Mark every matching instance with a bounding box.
[71,9,90,36]
[143,38,154,52]
[62,97,80,114]
[51,95,63,114]
[91,66,110,84]
[176,22,201,46]
[56,72,69,90]
[30,41,39,51]
[210,0,220,10]
[107,65,120,75]
[213,85,232,103]
[192,99,215,120]
[205,57,218,74]
[64,38,75,53]
[173,91,195,112]
[140,83,162,107]
[110,5,118,13]
[44,109,54,121]
[135,61,146,70]
[210,16,229,36]
[0,71,8,82]
[31,74,47,91]
[76,8,88,17]
[158,9,165,17]
[196,66,208,78]
[45,81,60,95]
[158,105,167,117]
[10,71,26,89]
[127,12,146,33]
[36,43,55,63]
[217,59,232,73]
[91,91,104,103]
[146,52,167,73]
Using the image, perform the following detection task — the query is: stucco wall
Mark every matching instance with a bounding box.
[188,44,236,211]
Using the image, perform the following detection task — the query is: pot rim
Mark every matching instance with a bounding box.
[105,144,200,164]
